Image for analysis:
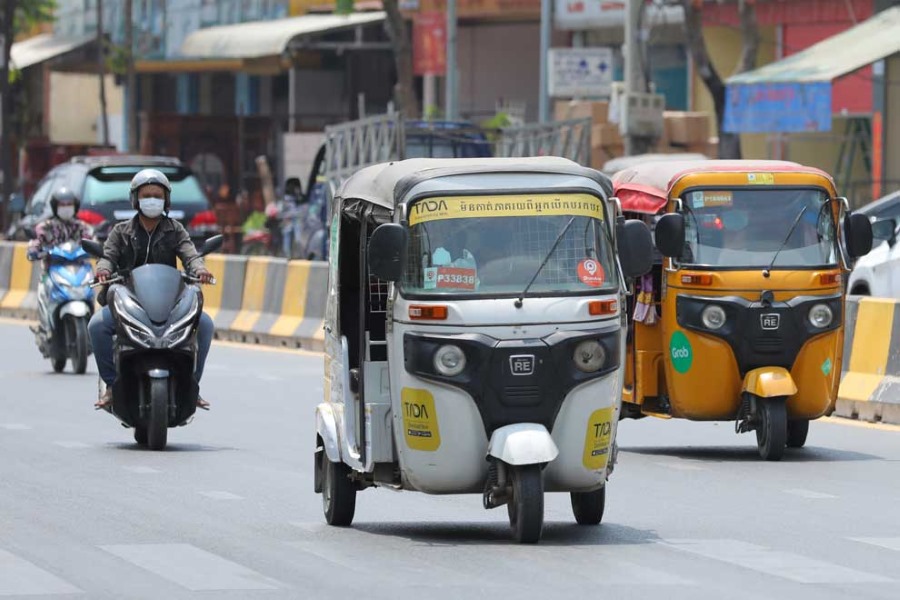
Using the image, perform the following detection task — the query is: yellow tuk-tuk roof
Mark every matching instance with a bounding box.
[337,156,600,210]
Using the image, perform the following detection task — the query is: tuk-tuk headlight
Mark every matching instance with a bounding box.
[809,303,833,328]
[701,305,727,330]
[574,340,606,373]
[434,345,466,377]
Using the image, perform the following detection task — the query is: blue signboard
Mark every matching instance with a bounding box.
[723,82,832,133]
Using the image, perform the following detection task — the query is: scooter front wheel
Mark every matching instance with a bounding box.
[756,397,787,461]
[68,316,89,375]
[322,456,356,526]
[507,465,544,544]
[146,378,169,451]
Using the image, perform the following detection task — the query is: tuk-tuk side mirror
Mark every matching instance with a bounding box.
[845,212,874,259]
[616,219,654,279]
[199,234,224,257]
[871,218,897,247]
[654,213,686,258]
[368,223,408,282]
[81,239,105,259]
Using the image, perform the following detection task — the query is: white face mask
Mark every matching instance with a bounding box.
[57,206,76,221]
[139,197,166,219]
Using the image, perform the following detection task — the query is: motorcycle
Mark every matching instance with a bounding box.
[30,241,95,374]
[81,235,223,451]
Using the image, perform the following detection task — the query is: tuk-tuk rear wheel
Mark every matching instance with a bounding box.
[787,419,810,448]
[755,398,787,461]
[571,486,606,525]
[322,456,356,527]
[507,465,544,544]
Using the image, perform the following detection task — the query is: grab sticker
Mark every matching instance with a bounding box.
[401,388,441,451]
[748,172,775,185]
[424,267,477,290]
[578,259,606,287]
[583,407,614,471]
[669,330,693,374]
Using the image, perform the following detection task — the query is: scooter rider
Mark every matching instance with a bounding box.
[27,187,93,269]
[89,169,214,410]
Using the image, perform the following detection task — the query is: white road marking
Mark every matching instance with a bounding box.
[101,543,280,591]
[1,424,31,431]
[660,539,891,583]
[198,491,243,500]
[123,466,160,474]
[53,441,89,449]
[851,537,900,552]
[653,461,707,471]
[256,374,283,382]
[0,548,81,596]
[784,488,837,499]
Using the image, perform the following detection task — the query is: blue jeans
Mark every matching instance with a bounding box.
[88,306,214,386]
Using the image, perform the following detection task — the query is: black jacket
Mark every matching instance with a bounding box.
[96,216,205,276]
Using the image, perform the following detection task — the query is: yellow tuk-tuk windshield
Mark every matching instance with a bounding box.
[678,188,838,269]
[402,193,619,296]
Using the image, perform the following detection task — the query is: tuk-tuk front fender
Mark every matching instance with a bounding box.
[316,403,341,463]
[488,424,559,466]
[742,367,798,398]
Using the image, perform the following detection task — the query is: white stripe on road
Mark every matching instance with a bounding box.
[101,544,280,591]
[0,548,81,596]
[123,466,160,474]
[1,424,31,431]
[53,441,90,449]
[256,374,283,382]
[653,461,707,471]
[783,489,837,499]
[660,539,891,583]
[199,491,243,500]
[851,537,900,552]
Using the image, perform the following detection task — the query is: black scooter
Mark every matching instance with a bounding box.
[82,235,222,450]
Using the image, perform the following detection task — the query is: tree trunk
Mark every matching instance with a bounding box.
[97,0,110,147]
[124,0,137,152]
[382,0,419,120]
[0,0,16,233]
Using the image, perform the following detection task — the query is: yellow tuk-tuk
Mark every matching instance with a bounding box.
[613,160,873,460]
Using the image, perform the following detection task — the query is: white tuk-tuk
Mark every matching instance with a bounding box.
[315,157,653,543]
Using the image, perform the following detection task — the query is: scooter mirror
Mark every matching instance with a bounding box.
[81,239,105,259]
[368,223,408,282]
[617,219,654,279]
[199,234,224,257]
[845,212,874,258]
[654,213,686,258]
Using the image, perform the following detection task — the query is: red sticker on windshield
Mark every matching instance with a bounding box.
[578,259,605,287]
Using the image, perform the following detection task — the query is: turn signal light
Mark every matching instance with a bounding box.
[588,300,618,316]
[409,305,448,320]
[681,273,713,285]
[819,273,841,286]
[77,209,105,226]
[190,210,218,228]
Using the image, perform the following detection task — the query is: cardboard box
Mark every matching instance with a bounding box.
[591,123,623,147]
[664,111,712,146]
[555,100,610,125]
[590,143,624,171]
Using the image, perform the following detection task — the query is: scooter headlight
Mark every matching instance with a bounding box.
[574,340,606,373]
[433,345,466,377]
[809,303,833,328]
[701,305,727,330]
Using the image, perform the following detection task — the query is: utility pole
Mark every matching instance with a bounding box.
[538,0,551,123]
[445,0,457,121]
[623,0,652,155]
[98,0,110,147]
[124,0,137,152]
[0,0,14,233]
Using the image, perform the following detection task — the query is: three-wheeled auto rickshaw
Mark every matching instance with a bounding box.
[612,159,873,460]
[315,157,653,542]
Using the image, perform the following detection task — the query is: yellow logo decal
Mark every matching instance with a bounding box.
[408,193,606,226]
[583,407,614,471]
[401,388,441,451]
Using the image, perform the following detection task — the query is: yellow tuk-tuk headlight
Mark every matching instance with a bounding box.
[574,340,606,373]
[701,305,727,330]
[808,303,834,328]
[434,345,466,377]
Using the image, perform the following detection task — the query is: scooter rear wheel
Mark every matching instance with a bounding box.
[571,486,606,526]
[322,456,356,526]
[507,465,544,544]
[146,378,169,451]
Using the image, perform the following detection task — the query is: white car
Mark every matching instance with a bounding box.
[847,191,900,297]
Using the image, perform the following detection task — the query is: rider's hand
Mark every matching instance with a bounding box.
[195,268,214,284]
[95,269,111,284]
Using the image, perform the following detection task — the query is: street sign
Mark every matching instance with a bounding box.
[548,47,614,99]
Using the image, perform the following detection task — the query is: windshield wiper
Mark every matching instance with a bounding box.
[515,216,576,308]
[764,205,808,276]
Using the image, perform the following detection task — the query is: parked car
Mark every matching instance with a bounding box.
[8,155,219,248]
[847,190,900,296]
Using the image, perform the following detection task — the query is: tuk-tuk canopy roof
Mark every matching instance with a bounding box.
[612,159,834,215]
[337,157,607,210]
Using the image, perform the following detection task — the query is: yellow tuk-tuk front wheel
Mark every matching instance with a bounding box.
[755,398,788,461]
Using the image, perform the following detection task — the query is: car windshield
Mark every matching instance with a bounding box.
[679,187,838,268]
[83,166,206,205]
[401,193,618,297]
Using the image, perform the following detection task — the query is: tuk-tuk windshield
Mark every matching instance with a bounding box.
[679,188,838,268]
[402,193,618,296]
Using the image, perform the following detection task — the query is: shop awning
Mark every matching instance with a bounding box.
[724,6,900,133]
[9,33,93,70]
[179,12,386,60]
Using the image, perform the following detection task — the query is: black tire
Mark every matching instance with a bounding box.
[51,356,66,373]
[571,486,606,526]
[756,398,787,461]
[787,419,810,448]
[507,465,544,544]
[322,456,356,526]
[147,377,169,451]
[134,426,148,446]
[69,317,89,375]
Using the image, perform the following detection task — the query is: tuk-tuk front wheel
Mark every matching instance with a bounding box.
[787,419,810,448]
[507,465,544,544]
[755,398,787,461]
[322,456,357,527]
[571,486,606,526]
